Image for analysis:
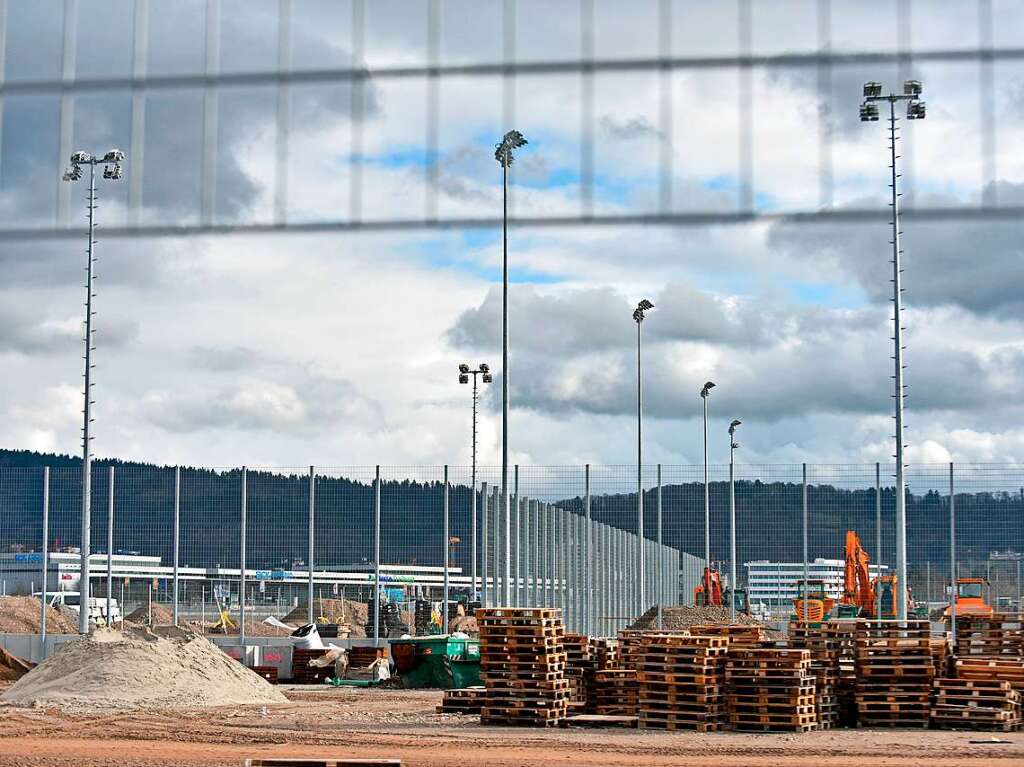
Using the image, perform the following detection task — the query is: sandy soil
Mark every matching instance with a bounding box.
[2,687,1023,767]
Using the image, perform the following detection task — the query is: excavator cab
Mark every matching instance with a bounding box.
[731,587,749,615]
[942,577,993,618]
[792,580,836,623]
[875,576,897,618]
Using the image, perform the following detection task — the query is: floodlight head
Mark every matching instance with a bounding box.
[863,82,883,98]
[62,165,83,182]
[729,419,742,432]
[731,441,740,450]
[859,103,880,122]
[479,363,490,374]
[907,101,926,120]
[638,299,654,311]
[103,149,125,163]
[903,79,922,96]
[701,381,716,397]
[458,363,470,374]
[482,373,493,383]
[102,164,124,180]
[494,129,528,168]
[70,151,91,164]
[459,373,469,384]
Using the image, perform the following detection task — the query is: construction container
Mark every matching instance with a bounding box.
[390,635,480,688]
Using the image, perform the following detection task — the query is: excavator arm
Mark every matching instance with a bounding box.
[844,530,876,616]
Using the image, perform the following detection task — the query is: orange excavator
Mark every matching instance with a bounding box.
[694,567,723,607]
[942,577,993,618]
[837,530,909,618]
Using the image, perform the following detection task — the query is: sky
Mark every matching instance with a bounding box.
[2,0,1024,473]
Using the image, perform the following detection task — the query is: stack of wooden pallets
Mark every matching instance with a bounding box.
[956,613,1024,659]
[563,633,595,712]
[931,678,1022,731]
[290,648,334,684]
[955,658,1024,692]
[725,648,817,732]
[476,607,569,728]
[789,622,841,730]
[636,634,729,731]
[821,621,859,726]
[590,669,639,716]
[855,619,935,728]
[593,637,619,670]
[437,686,487,714]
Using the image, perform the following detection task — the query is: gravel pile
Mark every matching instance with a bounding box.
[0,626,287,711]
[0,596,78,634]
[628,605,766,631]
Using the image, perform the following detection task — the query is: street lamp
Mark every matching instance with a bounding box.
[62,148,125,634]
[494,129,527,606]
[633,298,654,618]
[860,79,926,621]
[728,419,741,622]
[459,363,492,601]
[700,381,715,574]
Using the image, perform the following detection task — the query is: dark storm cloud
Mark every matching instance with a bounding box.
[767,182,1024,318]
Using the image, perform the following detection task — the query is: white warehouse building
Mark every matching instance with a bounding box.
[745,558,888,607]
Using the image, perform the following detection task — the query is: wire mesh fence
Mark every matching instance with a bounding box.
[1,462,1022,637]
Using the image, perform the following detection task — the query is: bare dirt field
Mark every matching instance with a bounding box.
[2,686,1024,767]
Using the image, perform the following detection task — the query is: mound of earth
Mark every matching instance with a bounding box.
[0,596,78,634]
[0,647,35,681]
[125,603,174,626]
[0,626,286,711]
[629,605,766,631]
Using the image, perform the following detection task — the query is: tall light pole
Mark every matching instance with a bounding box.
[459,362,492,600]
[62,149,124,634]
[700,381,715,574]
[728,419,741,622]
[494,129,527,606]
[633,299,654,617]
[860,80,926,621]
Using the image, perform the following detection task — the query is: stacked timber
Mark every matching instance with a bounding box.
[725,648,817,732]
[690,624,765,648]
[789,622,841,729]
[854,619,935,728]
[591,669,639,716]
[955,658,1024,693]
[477,607,569,728]
[437,686,487,714]
[931,678,1021,731]
[636,634,729,731]
[930,638,952,679]
[955,613,1024,659]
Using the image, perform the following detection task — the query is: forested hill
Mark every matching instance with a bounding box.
[1,450,1020,574]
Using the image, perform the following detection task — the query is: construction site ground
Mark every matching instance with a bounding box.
[2,685,1023,767]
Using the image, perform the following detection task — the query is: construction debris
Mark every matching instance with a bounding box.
[0,647,35,681]
[477,607,569,728]
[0,626,286,711]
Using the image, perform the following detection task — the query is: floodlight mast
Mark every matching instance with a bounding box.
[700,381,715,574]
[494,130,528,606]
[860,81,925,622]
[61,149,124,634]
[728,419,741,622]
[459,363,492,600]
[633,299,654,619]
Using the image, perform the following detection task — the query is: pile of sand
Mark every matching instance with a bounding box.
[0,626,286,711]
[0,596,78,634]
[0,648,35,681]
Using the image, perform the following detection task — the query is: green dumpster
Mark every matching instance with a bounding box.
[390,635,481,689]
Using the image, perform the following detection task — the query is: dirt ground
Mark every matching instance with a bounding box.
[2,686,1023,767]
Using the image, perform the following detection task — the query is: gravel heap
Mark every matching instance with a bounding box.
[0,596,78,634]
[0,626,286,711]
[628,605,767,631]
[124,603,174,626]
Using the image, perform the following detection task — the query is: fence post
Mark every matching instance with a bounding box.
[240,466,247,644]
[548,505,556,608]
[556,507,564,614]
[40,467,50,651]
[949,462,957,645]
[443,465,450,634]
[802,463,808,621]
[373,465,381,645]
[480,481,488,607]
[875,462,882,619]
[471,464,478,601]
[172,466,181,626]
[657,464,662,629]
[106,466,115,630]
[307,465,315,625]
[513,465,520,606]
[584,465,591,635]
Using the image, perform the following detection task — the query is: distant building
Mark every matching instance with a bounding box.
[744,558,887,607]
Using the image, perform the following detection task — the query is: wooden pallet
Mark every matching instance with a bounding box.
[590,669,638,716]
[955,613,1024,659]
[854,620,934,728]
[637,634,728,731]
[726,647,817,732]
[436,686,486,714]
[931,677,1022,731]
